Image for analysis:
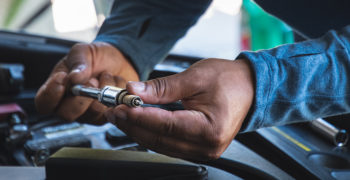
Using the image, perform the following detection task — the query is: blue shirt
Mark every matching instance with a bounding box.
[95,0,350,132]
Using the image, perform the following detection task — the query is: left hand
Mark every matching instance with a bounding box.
[35,42,139,124]
[105,58,254,160]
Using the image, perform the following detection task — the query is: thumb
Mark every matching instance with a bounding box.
[65,43,93,84]
[127,74,192,104]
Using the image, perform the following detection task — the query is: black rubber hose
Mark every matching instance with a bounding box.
[202,157,277,180]
[138,103,277,179]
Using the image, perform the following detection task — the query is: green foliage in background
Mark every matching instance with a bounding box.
[3,0,25,27]
[243,0,294,51]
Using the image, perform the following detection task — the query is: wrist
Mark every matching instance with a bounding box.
[233,59,255,132]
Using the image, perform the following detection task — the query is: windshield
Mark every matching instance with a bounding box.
[0,0,113,42]
[0,0,242,59]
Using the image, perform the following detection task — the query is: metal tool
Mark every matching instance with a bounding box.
[310,118,349,147]
[71,85,143,107]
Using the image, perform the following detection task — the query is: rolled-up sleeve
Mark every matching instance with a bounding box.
[95,0,211,80]
[239,25,350,132]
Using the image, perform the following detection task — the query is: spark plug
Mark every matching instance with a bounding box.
[71,85,143,107]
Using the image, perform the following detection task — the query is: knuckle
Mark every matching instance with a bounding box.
[206,148,223,160]
[58,112,76,122]
[205,130,226,148]
[184,68,204,89]
[202,128,228,160]
[149,78,168,99]
[100,71,112,80]
[65,43,91,65]
[113,76,127,87]
[161,116,174,136]
[90,100,106,113]
[190,67,202,79]
[71,43,88,50]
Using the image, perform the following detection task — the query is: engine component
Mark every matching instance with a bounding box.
[310,118,349,147]
[72,85,143,107]
[0,103,29,145]
[0,64,24,94]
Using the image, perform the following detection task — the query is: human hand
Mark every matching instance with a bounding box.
[35,42,139,124]
[105,59,254,160]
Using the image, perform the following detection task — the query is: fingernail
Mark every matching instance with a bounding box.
[71,64,86,74]
[105,110,116,124]
[88,78,99,87]
[129,81,145,93]
[114,109,127,121]
[55,72,68,84]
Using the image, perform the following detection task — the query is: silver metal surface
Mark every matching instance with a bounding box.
[310,118,349,147]
[71,85,143,107]
[99,86,123,106]
[72,84,99,99]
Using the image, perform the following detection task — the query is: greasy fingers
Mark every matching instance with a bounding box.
[35,71,68,114]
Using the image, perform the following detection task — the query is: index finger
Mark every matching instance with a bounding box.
[35,71,68,114]
[64,44,93,84]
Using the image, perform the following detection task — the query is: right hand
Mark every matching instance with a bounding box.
[35,42,139,124]
[105,59,254,160]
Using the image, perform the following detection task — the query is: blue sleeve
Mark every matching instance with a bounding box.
[94,0,212,80]
[238,25,350,132]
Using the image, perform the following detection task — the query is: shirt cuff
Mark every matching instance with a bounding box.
[237,51,274,132]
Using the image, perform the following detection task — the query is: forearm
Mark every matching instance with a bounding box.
[95,0,211,80]
[239,25,350,132]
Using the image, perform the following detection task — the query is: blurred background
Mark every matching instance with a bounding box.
[0,0,293,59]
[3,2,350,180]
